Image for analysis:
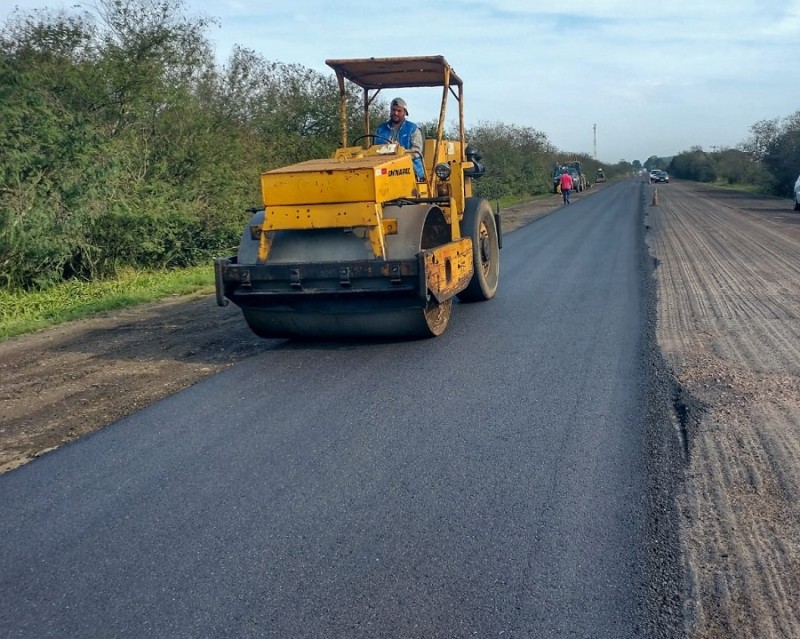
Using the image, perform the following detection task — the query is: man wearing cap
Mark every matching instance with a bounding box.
[375,97,425,181]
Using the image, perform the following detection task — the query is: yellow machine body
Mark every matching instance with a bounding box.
[261,154,418,210]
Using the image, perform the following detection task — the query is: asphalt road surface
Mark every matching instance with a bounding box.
[1,180,666,638]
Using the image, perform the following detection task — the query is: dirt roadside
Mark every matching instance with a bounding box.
[2,180,799,638]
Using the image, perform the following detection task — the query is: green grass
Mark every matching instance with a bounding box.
[707,180,773,196]
[675,178,790,199]
[0,266,215,341]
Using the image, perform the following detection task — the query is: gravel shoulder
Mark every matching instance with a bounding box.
[646,180,800,638]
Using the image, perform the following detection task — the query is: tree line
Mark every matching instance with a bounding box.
[643,112,800,194]
[1,0,351,290]
[4,0,738,294]
[1,0,624,292]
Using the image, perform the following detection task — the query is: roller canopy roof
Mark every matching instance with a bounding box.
[325,56,463,89]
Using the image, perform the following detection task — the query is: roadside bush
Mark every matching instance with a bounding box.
[0,199,83,290]
[669,148,717,182]
[739,111,800,196]
[468,121,555,201]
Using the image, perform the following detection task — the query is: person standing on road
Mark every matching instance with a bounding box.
[375,97,425,181]
[559,170,574,204]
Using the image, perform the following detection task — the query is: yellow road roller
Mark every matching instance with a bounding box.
[214,55,501,338]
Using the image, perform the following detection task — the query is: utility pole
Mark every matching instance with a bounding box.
[593,124,597,159]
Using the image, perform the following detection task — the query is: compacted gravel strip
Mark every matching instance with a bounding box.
[646,180,800,639]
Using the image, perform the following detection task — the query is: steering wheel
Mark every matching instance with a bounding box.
[352,134,391,146]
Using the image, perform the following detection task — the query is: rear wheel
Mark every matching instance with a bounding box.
[457,198,500,302]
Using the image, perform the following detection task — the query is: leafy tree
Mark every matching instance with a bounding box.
[668,148,716,182]
[740,118,780,162]
[713,148,771,188]
[644,155,672,171]
[466,121,555,201]
[0,9,102,288]
[0,0,223,288]
[760,111,800,195]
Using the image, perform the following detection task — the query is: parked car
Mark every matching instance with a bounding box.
[650,170,669,184]
[794,173,800,211]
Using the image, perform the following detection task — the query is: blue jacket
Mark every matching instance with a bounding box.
[375,119,425,180]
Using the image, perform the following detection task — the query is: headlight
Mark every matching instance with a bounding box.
[434,162,451,180]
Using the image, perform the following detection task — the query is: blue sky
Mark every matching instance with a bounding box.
[4,0,800,164]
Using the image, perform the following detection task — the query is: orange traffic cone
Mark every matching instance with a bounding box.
[651,188,659,206]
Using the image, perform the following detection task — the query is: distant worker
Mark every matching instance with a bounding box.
[375,97,425,181]
[559,170,574,204]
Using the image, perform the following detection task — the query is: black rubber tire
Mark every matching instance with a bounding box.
[457,198,500,302]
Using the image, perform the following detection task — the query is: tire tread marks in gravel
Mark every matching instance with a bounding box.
[647,180,800,639]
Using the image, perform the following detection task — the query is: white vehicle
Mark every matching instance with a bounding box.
[650,170,669,184]
[794,174,800,211]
